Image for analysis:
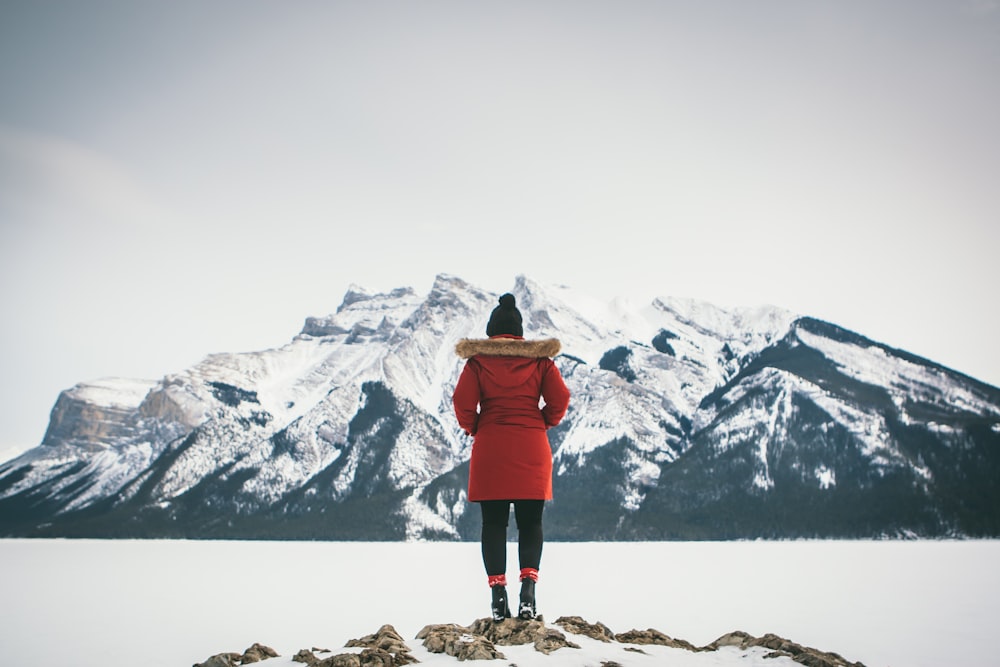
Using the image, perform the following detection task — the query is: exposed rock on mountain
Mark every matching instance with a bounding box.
[2,274,998,539]
[194,643,279,667]
[416,623,506,661]
[193,618,867,666]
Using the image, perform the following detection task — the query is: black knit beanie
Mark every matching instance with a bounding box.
[486,293,523,337]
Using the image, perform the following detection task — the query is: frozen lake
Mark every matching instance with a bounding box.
[1,539,997,667]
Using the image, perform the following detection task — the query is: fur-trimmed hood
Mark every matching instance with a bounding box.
[455,337,561,359]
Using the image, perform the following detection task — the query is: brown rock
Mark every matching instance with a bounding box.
[193,616,864,667]
[533,627,581,655]
[342,625,417,665]
[193,654,242,667]
[316,650,409,667]
[707,630,755,648]
[345,625,411,654]
[415,622,505,660]
[468,617,580,654]
[293,649,318,665]
[554,616,616,642]
[614,628,700,652]
[316,654,361,667]
[357,647,400,667]
[414,622,467,638]
[193,643,280,667]
[241,643,279,663]
[453,637,505,661]
[705,631,866,667]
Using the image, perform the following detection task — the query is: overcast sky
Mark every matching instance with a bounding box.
[1,1,998,460]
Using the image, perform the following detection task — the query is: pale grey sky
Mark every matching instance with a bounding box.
[2,1,999,458]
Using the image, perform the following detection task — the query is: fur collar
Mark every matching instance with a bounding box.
[455,337,561,359]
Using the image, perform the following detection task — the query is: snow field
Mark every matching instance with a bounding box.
[1,540,997,667]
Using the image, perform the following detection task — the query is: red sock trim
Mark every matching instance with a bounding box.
[519,568,539,582]
[487,574,507,588]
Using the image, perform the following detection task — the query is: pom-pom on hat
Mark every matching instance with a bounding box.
[486,293,523,337]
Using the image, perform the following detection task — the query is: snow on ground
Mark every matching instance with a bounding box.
[1,540,997,667]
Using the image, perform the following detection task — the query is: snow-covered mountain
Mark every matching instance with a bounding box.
[2,274,998,539]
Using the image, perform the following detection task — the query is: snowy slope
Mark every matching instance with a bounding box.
[1,274,998,539]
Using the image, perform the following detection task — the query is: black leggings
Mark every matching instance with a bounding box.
[479,499,544,577]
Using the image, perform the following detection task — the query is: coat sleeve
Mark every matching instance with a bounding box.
[539,359,570,428]
[452,360,481,435]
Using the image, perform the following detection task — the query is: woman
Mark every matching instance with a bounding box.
[453,293,571,622]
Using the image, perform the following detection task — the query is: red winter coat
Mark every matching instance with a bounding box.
[453,335,570,501]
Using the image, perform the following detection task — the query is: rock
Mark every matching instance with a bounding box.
[415,622,505,661]
[241,643,279,663]
[193,654,242,667]
[321,625,417,666]
[293,649,318,665]
[355,648,400,667]
[313,649,407,667]
[194,616,865,667]
[613,628,700,651]
[533,627,580,655]
[193,644,279,667]
[344,624,414,659]
[708,631,755,648]
[289,626,417,667]
[316,654,360,667]
[705,631,867,667]
[554,616,616,642]
[468,617,580,655]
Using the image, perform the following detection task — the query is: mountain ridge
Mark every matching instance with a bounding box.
[2,273,998,539]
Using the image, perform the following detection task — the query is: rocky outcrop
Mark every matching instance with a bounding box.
[415,616,581,660]
[415,623,505,661]
[41,379,155,447]
[552,615,616,642]
[195,627,420,667]
[292,648,323,664]
[193,643,278,667]
[292,625,418,667]
[341,625,418,666]
[611,627,701,651]
[706,631,865,667]
[467,617,580,654]
[194,617,867,666]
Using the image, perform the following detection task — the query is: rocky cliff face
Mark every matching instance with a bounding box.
[1,274,998,539]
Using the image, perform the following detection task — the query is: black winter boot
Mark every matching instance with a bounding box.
[518,578,537,620]
[491,585,511,622]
